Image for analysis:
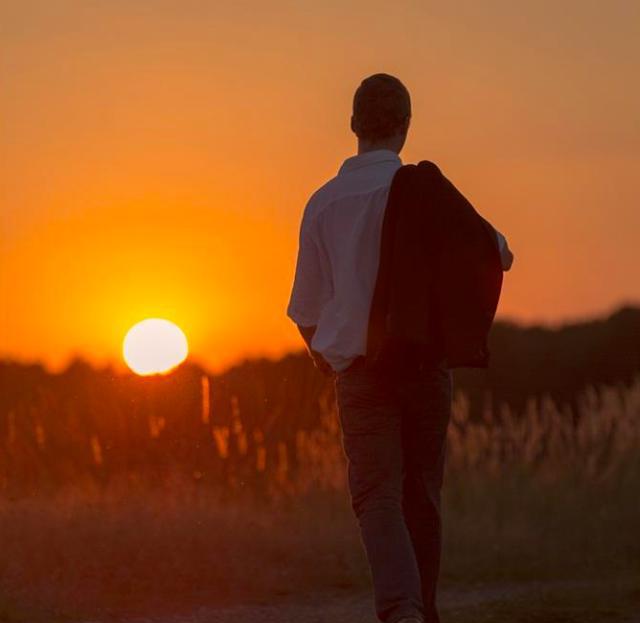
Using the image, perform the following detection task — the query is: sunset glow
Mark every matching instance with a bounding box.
[123,319,189,375]
[2,1,639,371]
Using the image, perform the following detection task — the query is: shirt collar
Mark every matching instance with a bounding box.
[339,149,402,175]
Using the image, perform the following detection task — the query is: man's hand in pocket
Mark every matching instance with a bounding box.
[311,350,334,377]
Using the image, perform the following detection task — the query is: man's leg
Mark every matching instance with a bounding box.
[335,359,423,623]
[400,363,452,623]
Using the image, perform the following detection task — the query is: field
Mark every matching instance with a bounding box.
[0,359,639,622]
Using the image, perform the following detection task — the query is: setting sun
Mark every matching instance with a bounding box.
[123,319,189,375]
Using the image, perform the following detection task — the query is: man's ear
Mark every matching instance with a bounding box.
[350,115,357,135]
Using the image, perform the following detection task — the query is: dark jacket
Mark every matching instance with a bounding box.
[366,160,503,370]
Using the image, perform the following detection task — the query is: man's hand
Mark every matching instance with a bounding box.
[310,349,334,377]
[297,324,334,377]
[501,240,514,271]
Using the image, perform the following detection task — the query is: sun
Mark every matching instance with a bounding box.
[123,318,189,375]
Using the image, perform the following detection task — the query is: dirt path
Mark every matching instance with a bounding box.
[87,580,640,623]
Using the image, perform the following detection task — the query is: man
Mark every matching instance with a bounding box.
[287,73,513,623]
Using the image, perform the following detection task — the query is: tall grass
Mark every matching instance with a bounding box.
[2,363,638,496]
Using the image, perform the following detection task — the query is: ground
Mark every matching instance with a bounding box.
[81,578,640,623]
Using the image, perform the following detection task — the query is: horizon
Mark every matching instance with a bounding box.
[2,0,640,373]
[4,302,638,376]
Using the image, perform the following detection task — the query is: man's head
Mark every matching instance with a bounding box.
[351,73,411,154]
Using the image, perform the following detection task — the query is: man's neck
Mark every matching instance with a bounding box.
[357,137,404,156]
[358,144,398,156]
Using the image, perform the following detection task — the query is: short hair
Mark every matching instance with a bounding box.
[352,73,411,141]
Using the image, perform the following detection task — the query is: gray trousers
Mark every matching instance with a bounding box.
[334,356,452,623]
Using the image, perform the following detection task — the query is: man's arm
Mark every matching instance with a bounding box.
[296,324,333,377]
[287,202,335,376]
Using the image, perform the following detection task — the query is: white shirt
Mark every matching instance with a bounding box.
[287,149,508,373]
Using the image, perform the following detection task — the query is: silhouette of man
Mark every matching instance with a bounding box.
[287,73,513,623]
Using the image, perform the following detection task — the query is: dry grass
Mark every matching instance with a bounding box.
[0,378,638,621]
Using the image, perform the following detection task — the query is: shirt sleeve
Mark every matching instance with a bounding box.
[495,229,506,253]
[286,210,332,327]
[494,228,512,270]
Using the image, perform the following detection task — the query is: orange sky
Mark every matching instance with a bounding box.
[2,0,639,372]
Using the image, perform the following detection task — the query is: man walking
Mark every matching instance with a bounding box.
[287,74,513,623]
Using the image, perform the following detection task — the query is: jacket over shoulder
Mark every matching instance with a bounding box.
[366,160,503,369]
